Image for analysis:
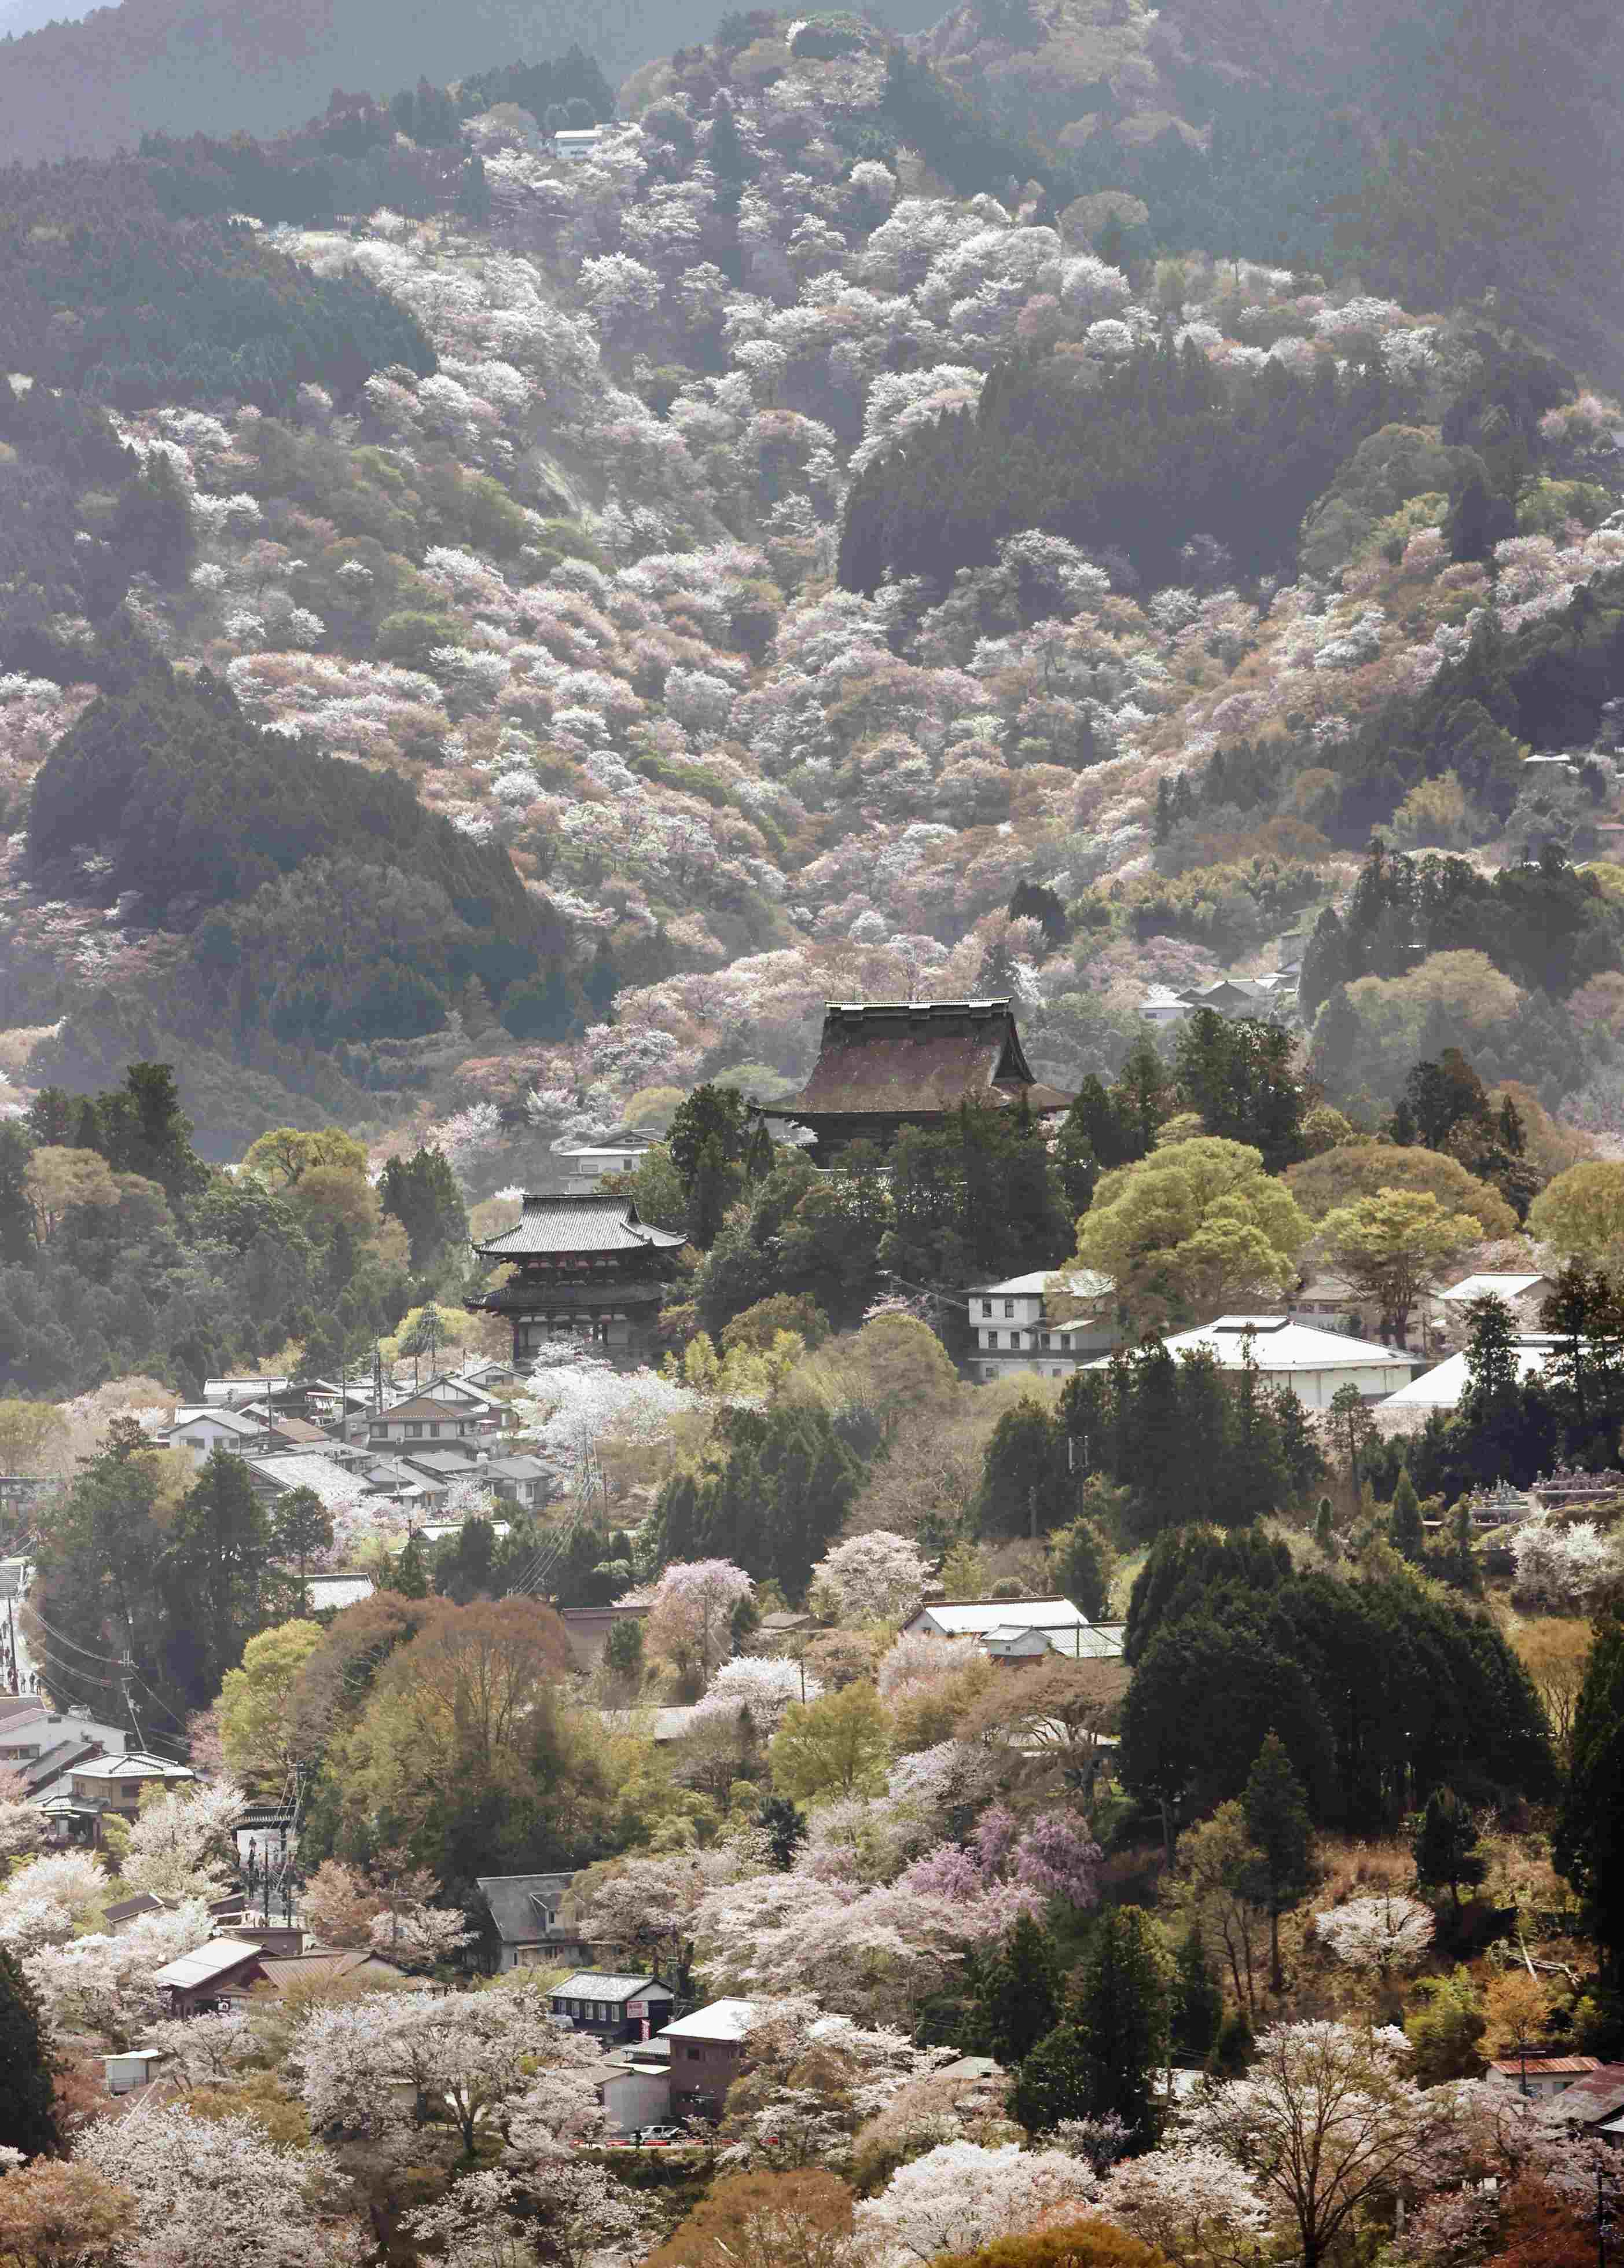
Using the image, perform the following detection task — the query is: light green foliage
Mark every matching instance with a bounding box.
[1072,1136,1309,1327]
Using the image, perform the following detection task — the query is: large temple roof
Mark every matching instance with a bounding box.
[472,1194,688,1259]
[789,1000,1072,1118]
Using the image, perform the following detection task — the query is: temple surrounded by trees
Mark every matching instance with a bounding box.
[786,1000,1072,1164]
[466,1194,688,1367]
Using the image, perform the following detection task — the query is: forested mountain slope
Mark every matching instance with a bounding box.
[3,8,1624,1168]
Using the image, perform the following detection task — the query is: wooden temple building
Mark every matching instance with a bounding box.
[784,1000,1072,1164]
[466,1194,688,1368]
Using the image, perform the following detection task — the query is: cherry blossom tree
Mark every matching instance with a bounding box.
[695,1870,993,2028]
[25,1898,213,2048]
[568,1847,747,1989]
[644,1560,755,1684]
[0,1850,110,1951]
[402,2171,539,2268]
[1188,2023,1467,2268]
[502,2140,650,2268]
[875,1631,981,1701]
[692,1656,825,1739]
[807,1533,927,1626]
[855,2141,1098,2263]
[78,2100,362,2268]
[1314,1895,1436,1977]
[122,1778,245,1900]
[293,1981,600,2156]
[299,1849,472,1973]
[1098,2144,1273,2267]
[0,1768,43,1870]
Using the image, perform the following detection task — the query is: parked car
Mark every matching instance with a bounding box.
[634,2125,688,2146]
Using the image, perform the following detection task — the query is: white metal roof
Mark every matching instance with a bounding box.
[1380,1338,1562,1408]
[1089,1316,1417,1373]
[660,1997,756,2041]
[170,1405,263,1434]
[984,1622,1125,1658]
[913,1596,1089,1636]
[553,1972,668,2001]
[304,1575,375,1609]
[1438,1273,1551,1303]
[153,1939,264,1988]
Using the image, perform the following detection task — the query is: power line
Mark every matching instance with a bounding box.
[20,1603,132,1668]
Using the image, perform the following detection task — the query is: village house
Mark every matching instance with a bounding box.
[1435,1272,1558,1344]
[1538,2063,1624,2132]
[1138,972,1300,1029]
[1086,1315,1422,1410]
[369,1394,487,1448]
[303,1572,376,1612]
[783,999,1072,1165]
[67,1750,193,1831]
[903,1597,1122,1660]
[555,1138,654,1195]
[559,1602,649,1672]
[466,1195,688,1369]
[102,2045,169,2097]
[158,1405,274,1464]
[600,2036,673,2135]
[1487,2054,1601,2102]
[663,1998,756,2123]
[477,1873,592,1972]
[967,1267,1119,1382]
[1142,972,1301,1029]
[549,1972,673,2044]
[480,1453,552,1509]
[152,1936,271,2016]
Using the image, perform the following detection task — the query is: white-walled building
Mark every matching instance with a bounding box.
[967,1269,1119,1382]
[903,1597,1121,1658]
[556,1140,653,1195]
[1377,1335,1564,1430]
[1435,1273,1557,1343]
[1086,1315,1422,1408]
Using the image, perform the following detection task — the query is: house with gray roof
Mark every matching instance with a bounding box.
[968,1267,1119,1382]
[549,1971,673,2043]
[477,1872,591,1972]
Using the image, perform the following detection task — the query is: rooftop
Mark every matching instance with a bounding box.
[1438,1272,1552,1303]
[1489,2056,1601,2078]
[790,1000,1071,1120]
[660,1997,758,2042]
[912,1596,1092,1636]
[553,1972,669,2002]
[1540,2063,1624,2120]
[473,1195,688,1260]
[169,1405,264,1436]
[477,1873,577,1943]
[243,1453,363,1508]
[972,1267,1114,1301]
[256,1950,407,1991]
[1088,1316,1420,1372]
[73,1751,193,1786]
[153,1938,266,1990]
[1381,1338,1563,1410]
[304,1574,376,1610]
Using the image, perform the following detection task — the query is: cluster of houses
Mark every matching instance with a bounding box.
[965,1261,1571,1434]
[152,1361,551,1520]
[1139,967,1303,1031]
